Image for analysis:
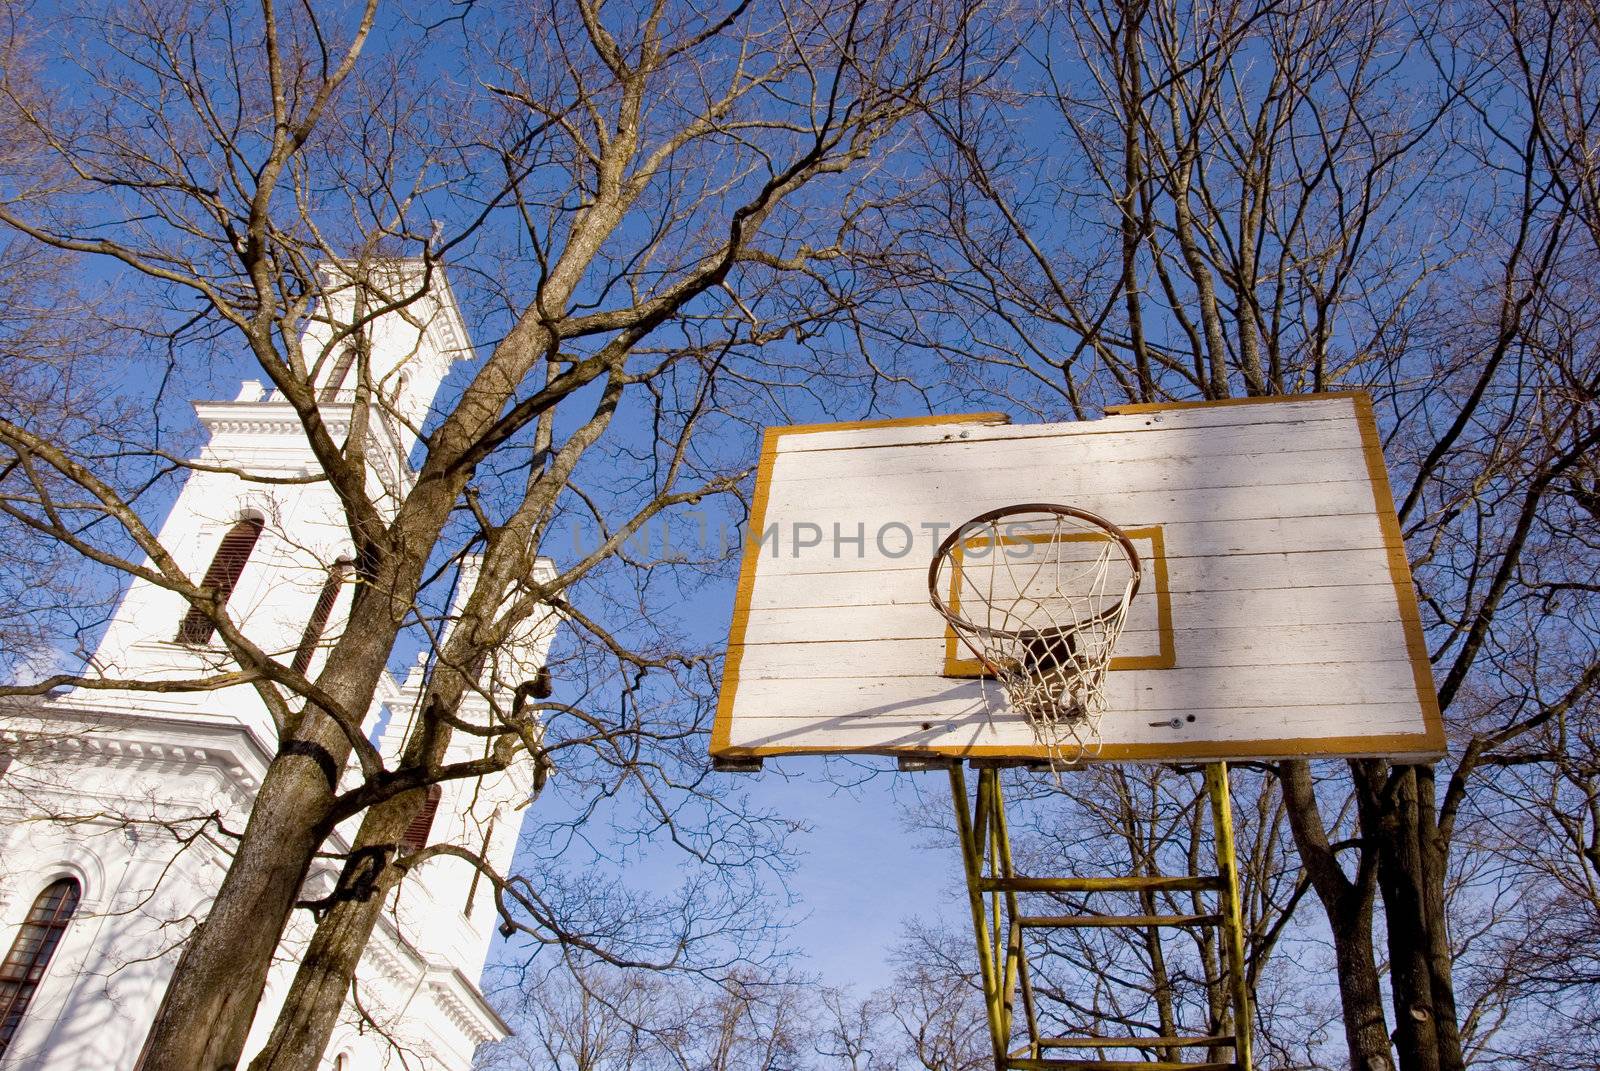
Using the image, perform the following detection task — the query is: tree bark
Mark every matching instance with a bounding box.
[245,790,419,1071]
[139,733,343,1071]
[1359,762,1465,1071]
[1117,0,1154,401]
[1415,765,1465,1071]
[138,535,432,1068]
[1278,760,1395,1071]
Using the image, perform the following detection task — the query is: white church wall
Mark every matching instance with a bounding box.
[0,263,531,1071]
[296,260,469,453]
[0,723,255,1071]
[1,708,514,1071]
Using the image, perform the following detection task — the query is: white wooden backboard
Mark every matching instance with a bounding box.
[712,393,1444,763]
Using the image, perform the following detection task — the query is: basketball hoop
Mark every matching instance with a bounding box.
[928,504,1141,761]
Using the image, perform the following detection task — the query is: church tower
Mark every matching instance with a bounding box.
[0,263,543,1071]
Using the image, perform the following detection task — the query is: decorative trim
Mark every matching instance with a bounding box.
[193,400,352,440]
[0,703,271,803]
[425,972,507,1044]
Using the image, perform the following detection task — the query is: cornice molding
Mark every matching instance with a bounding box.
[1,701,275,794]
[426,971,506,1045]
[194,400,351,440]
[364,907,509,1044]
[0,723,262,807]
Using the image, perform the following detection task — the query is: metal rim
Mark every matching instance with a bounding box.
[927,502,1143,640]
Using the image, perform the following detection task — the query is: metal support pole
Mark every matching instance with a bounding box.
[949,759,1254,1071]
[1205,762,1254,1071]
[986,770,1040,1059]
[951,764,1008,1069]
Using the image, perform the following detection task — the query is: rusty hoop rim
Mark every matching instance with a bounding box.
[926,502,1143,641]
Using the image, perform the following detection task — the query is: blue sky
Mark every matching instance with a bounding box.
[735,763,961,992]
[4,0,1479,1026]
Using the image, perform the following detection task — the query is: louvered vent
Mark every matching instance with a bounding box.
[399,784,442,855]
[176,517,264,645]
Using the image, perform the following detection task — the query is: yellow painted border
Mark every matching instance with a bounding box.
[940,525,1175,676]
[711,394,1446,762]
[1350,391,1447,755]
[711,735,1443,762]
[1103,390,1370,415]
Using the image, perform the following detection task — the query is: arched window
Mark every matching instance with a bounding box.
[177,516,265,645]
[290,558,354,676]
[0,878,81,1057]
[399,785,441,855]
[332,1054,349,1071]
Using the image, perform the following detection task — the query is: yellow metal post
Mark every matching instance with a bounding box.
[950,761,1252,1070]
[1205,762,1254,1071]
[951,765,1008,1069]
[980,770,1018,1051]
[986,770,1040,1059]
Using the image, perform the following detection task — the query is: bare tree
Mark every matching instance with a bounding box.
[483,960,825,1071]
[0,2,993,1069]
[882,1,1600,1070]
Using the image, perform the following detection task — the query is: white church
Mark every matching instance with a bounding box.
[0,265,543,1070]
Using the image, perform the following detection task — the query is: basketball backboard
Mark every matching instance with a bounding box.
[712,393,1444,763]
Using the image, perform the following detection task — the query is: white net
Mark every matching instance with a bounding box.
[930,506,1140,763]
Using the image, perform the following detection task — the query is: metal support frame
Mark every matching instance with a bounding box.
[949,762,1254,1071]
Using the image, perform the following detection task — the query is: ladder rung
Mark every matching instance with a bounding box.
[1038,1034,1237,1048]
[980,875,1224,893]
[1007,1060,1236,1070]
[1019,913,1224,929]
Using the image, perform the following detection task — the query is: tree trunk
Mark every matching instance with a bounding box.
[246,789,420,1071]
[248,662,490,1071]
[1326,888,1394,1071]
[1414,766,1465,1071]
[1278,760,1395,1071]
[138,583,414,1071]
[1359,762,1465,1071]
[138,745,341,1071]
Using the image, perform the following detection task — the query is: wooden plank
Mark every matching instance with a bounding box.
[773,540,1389,580]
[768,436,1371,491]
[776,439,1370,488]
[773,396,1358,453]
[728,659,1420,716]
[760,477,1378,531]
[721,708,1438,759]
[738,584,1412,643]
[771,416,1350,464]
[724,711,1429,754]
[750,549,1395,608]
[755,489,1382,534]
[726,694,1429,732]
[730,623,1415,678]
[747,514,1391,575]
[723,699,1431,751]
